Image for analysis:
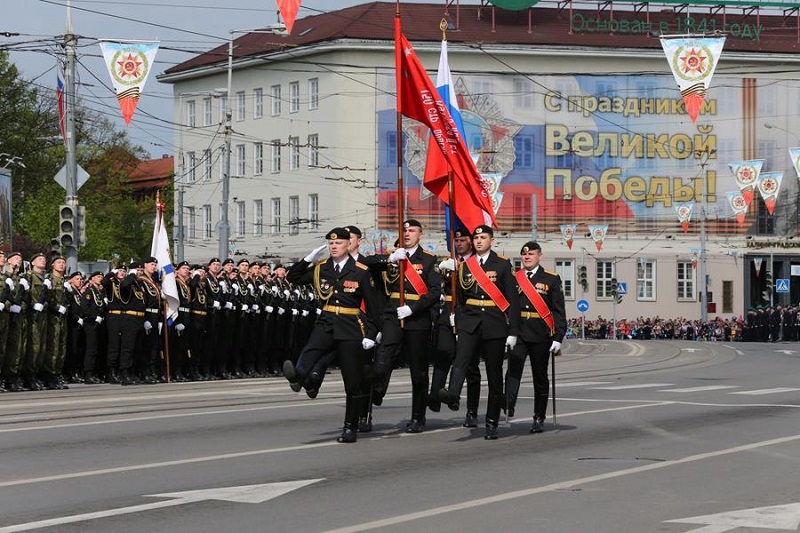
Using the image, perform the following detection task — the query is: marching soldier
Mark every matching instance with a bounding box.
[438,225,520,440]
[81,271,106,384]
[284,227,381,443]
[504,241,567,433]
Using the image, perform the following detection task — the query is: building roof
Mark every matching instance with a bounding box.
[162,1,800,79]
[129,155,174,191]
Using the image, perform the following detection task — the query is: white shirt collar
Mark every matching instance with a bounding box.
[526,265,540,275]
[406,245,419,257]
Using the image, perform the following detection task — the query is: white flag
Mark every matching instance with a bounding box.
[151,201,179,324]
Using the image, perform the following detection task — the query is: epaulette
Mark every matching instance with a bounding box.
[355,261,369,271]
[314,259,326,266]
[498,254,509,261]
[422,249,436,256]
[544,269,558,276]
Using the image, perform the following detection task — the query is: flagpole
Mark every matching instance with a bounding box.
[156,192,172,383]
[394,5,406,325]
[441,20,458,329]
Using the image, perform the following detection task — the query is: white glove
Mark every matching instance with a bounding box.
[260,285,267,295]
[449,313,455,327]
[212,300,221,309]
[549,340,562,353]
[219,280,228,291]
[43,279,52,289]
[316,308,322,316]
[5,277,14,289]
[233,284,239,295]
[376,332,383,345]
[388,248,407,263]
[271,285,279,295]
[77,317,84,326]
[302,309,309,317]
[505,335,518,351]
[158,322,163,335]
[95,315,103,324]
[251,304,258,311]
[283,289,290,298]
[0,302,4,312]
[144,320,153,332]
[397,305,413,320]
[278,307,285,315]
[128,271,137,277]
[193,271,200,278]
[58,305,67,315]
[225,301,233,310]
[175,323,185,335]
[439,258,456,272]
[247,283,254,291]
[294,289,301,297]
[103,297,109,305]
[362,338,376,350]
[266,305,274,313]
[64,282,72,292]
[10,304,21,314]
[304,243,329,263]
[241,304,248,312]
[19,278,29,290]
[33,302,44,312]
[292,308,299,316]
[111,269,119,275]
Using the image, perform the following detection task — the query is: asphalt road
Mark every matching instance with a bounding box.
[2,340,800,533]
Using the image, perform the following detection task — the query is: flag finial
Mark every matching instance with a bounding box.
[440,18,448,41]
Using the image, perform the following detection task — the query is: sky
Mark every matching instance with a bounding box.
[5,0,429,159]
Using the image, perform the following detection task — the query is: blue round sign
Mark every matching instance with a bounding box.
[577,299,590,313]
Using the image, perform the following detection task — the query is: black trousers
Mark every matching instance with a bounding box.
[451,327,505,425]
[373,319,430,420]
[83,322,101,373]
[506,339,551,419]
[432,324,481,413]
[106,315,141,371]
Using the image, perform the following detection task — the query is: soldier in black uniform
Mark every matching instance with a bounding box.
[371,220,441,432]
[188,265,209,380]
[81,271,106,384]
[283,228,381,443]
[172,261,193,381]
[438,225,520,440]
[103,264,145,385]
[63,271,86,383]
[504,241,567,433]
[203,258,224,379]
[138,257,163,383]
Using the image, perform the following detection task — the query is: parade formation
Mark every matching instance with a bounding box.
[0,221,568,443]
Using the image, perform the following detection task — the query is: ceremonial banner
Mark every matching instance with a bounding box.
[560,224,576,250]
[753,257,763,277]
[727,190,748,226]
[689,248,700,270]
[56,66,66,144]
[660,36,725,123]
[674,201,694,233]
[99,40,159,125]
[588,224,608,252]
[756,171,783,215]
[728,159,763,207]
[150,198,179,324]
[790,148,800,178]
[396,21,496,231]
[276,0,302,35]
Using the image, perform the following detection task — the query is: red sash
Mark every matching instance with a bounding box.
[465,255,509,312]
[516,269,555,335]
[402,260,428,296]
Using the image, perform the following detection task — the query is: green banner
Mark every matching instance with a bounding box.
[488,0,540,10]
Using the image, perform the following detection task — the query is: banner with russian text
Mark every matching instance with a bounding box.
[660,36,725,123]
[99,40,159,125]
[756,171,783,215]
[728,159,763,207]
[588,224,608,252]
[560,224,576,249]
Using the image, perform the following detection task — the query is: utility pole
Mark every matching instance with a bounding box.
[63,0,79,273]
[699,206,708,321]
[531,193,538,242]
[218,32,235,261]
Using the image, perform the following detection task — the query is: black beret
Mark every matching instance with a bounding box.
[68,271,83,280]
[274,264,285,270]
[520,241,542,254]
[472,225,494,238]
[250,261,261,268]
[237,259,249,266]
[30,252,46,262]
[176,261,190,269]
[142,256,157,264]
[207,257,221,265]
[49,255,66,264]
[403,219,422,229]
[7,251,21,260]
[90,271,104,278]
[190,264,202,270]
[325,227,350,240]
[222,258,234,266]
[344,225,362,237]
[453,227,469,239]
[129,261,142,269]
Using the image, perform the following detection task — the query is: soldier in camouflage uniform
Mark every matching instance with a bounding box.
[43,256,69,389]
[24,253,50,391]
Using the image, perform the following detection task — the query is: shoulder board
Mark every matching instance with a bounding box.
[497,254,509,261]
[544,269,558,276]
[422,249,436,256]
[355,261,369,271]
[314,259,326,266]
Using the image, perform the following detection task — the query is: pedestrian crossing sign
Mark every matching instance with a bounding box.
[775,278,790,294]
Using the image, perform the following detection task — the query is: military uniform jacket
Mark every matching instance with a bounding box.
[103,273,144,313]
[26,270,49,315]
[138,274,162,325]
[380,247,441,331]
[175,277,192,326]
[287,256,380,341]
[48,274,67,319]
[517,267,567,344]
[455,250,520,339]
[65,284,85,325]
[82,284,106,321]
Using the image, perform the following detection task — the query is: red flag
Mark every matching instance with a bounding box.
[276,0,302,35]
[394,18,496,231]
[56,68,66,144]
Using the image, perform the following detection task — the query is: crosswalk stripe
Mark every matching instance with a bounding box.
[731,388,800,396]
[591,383,673,390]
[658,386,739,393]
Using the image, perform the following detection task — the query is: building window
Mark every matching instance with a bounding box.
[270,85,281,116]
[235,201,245,237]
[235,144,246,176]
[289,81,300,113]
[253,88,263,119]
[253,142,263,175]
[203,149,211,181]
[289,196,299,235]
[185,100,195,128]
[307,134,319,167]
[596,260,615,299]
[253,199,263,236]
[636,259,656,301]
[677,261,695,301]
[186,151,196,182]
[271,140,281,173]
[514,134,534,169]
[186,206,195,240]
[271,197,281,234]
[202,97,212,126]
[555,259,574,300]
[308,193,319,229]
[289,136,300,170]
[722,280,733,313]
[513,78,534,108]
[387,131,397,166]
[756,196,776,235]
[236,91,246,122]
[308,78,319,110]
[203,205,212,239]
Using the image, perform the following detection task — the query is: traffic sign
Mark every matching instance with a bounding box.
[576,299,590,313]
[616,282,627,295]
[776,278,790,294]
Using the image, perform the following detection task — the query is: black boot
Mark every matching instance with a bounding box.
[337,426,357,443]
[438,368,466,411]
[484,420,499,440]
[530,416,545,434]
[108,368,120,384]
[406,418,425,433]
[463,410,478,428]
[84,372,102,385]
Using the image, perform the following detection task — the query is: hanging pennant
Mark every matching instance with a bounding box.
[688,248,700,269]
[728,159,763,207]
[753,257,763,277]
[674,201,694,233]
[560,224,576,250]
[726,190,749,227]
[756,171,783,215]
[789,148,800,178]
[588,224,608,252]
[276,0,302,35]
[660,36,725,123]
[99,40,159,125]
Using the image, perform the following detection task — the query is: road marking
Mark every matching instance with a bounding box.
[552,381,612,388]
[320,433,800,533]
[0,479,323,533]
[657,386,739,393]
[731,388,800,396]
[666,502,800,532]
[591,383,673,390]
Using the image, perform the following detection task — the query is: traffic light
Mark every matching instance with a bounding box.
[77,205,87,248]
[765,271,773,289]
[49,238,61,259]
[610,277,623,304]
[578,265,588,291]
[763,271,773,302]
[59,204,76,247]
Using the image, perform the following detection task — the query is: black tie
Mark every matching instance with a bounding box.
[527,271,534,281]
[479,257,485,267]
[334,264,341,275]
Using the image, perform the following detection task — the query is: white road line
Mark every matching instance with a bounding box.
[554,381,612,388]
[657,386,739,393]
[591,383,674,390]
[320,433,800,533]
[731,388,800,396]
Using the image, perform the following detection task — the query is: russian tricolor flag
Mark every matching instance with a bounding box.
[56,68,66,144]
